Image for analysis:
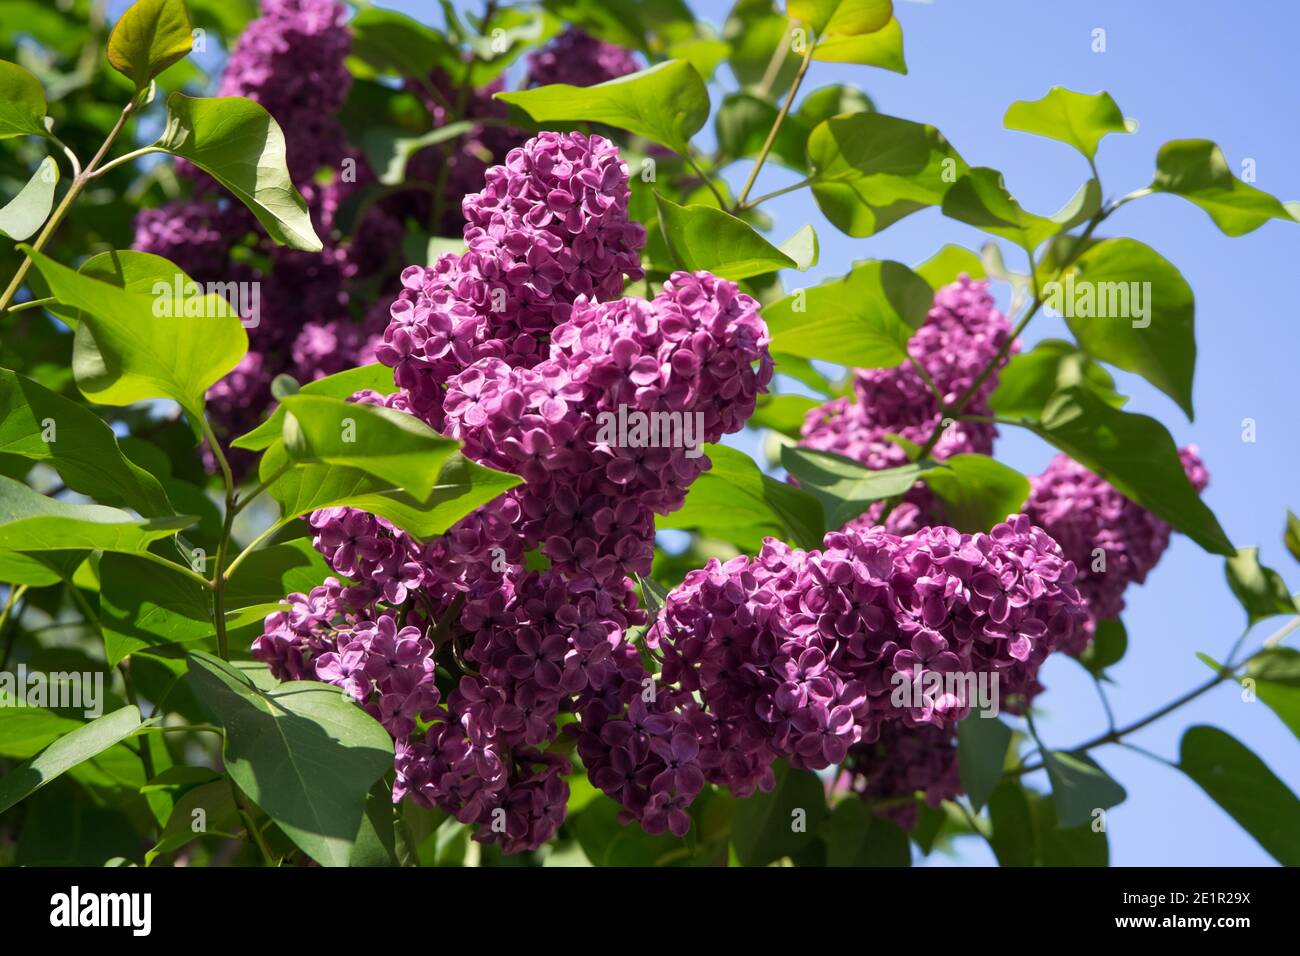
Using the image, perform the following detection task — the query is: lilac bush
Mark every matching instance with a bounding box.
[4,0,1293,874]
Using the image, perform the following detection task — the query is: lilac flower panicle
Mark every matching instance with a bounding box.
[1024,446,1210,651]
[798,277,1014,532]
[524,27,640,88]
[650,517,1087,803]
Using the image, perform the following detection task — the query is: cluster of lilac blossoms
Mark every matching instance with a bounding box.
[1024,447,1210,652]
[134,5,645,468]
[650,517,1087,806]
[835,449,1210,824]
[256,130,774,850]
[799,276,1015,534]
[524,27,640,88]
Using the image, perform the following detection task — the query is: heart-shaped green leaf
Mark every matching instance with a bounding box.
[497,60,709,155]
[23,245,247,423]
[106,0,194,91]
[0,366,174,516]
[763,258,932,368]
[281,394,459,498]
[655,194,800,280]
[1003,87,1131,160]
[1151,139,1300,237]
[0,59,48,139]
[153,93,321,251]
[0,475,191,554]
[185,653,394,867]
[806,112,966,237]
[0,156,58,240]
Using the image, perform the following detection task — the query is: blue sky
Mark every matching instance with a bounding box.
[393,0,1299,864]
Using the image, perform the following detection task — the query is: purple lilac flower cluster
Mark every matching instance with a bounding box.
[375,130,649,430]
[441,271,773,584]
[648,517,1087,807]
[216,0,352,181]
[257,131,773,850]
[1024,446,1210,652]
[524,27,640,88]
[838,722,962,830]
[798,276,1014,533]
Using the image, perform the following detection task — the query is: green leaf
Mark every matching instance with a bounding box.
[1245,648,1300,741]
[655,195,799,280]
[789,0,892,35]
[231,363,396,452]
[571,793,687,866]
[659,444,824,550]
[185,652,394,867]
[914,244,985,289]
[0,60,48,139]
[1043,750,1126,828]
[0,550,64,586]
[1225,547,1297,626]
[0,707,88,759]
[921,453,1029,533]
[0,366,173,516]
[987,780,1035,866]
[496,60,709,155]
[153,93,321,251]
[1051,177,1103,231]
[812,16,906,73]
[262,440,522,539]
[748,393,820,438]
[145,780,241,865]
[0,706,142,814]
[1286,511,1300,564]
[22,246,246,423]
[723,0,801,95]
[731,761,827,866]
[349,7,459,79]
[362,121,476,187]
[1003,87,1131,160]
[100,552,213,666]
[0,475,191,554]
[1015,386,1234,556]
[942,167,1057,252]
[989,339,1123,420]
[781,445,933,530]
[957,714,1012,811]
[1077,617,1127,678]
[225,538,334,610]
[281,394,459,499]
[715,92,808,170]
[824,799,912,866]
[778,224,819,271]
[763,258,932,368]
[1151,139,1300,237]
[1028,789,1108,865]
[1051,238,1196,419]
[806,112,966,237]
[349,780,400,867]
[798,84,874,126]
[1179,725,1300,865]
[106,0,193,91]
[0,156,58,241]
